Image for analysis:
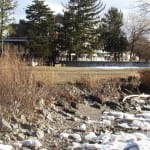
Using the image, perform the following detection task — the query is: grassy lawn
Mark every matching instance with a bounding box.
[31,66,145,84]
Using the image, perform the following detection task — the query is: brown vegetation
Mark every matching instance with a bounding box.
[139,70,150,93]
[0,55,48,120]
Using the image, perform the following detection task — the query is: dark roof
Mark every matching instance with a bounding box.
[3,37,27,42]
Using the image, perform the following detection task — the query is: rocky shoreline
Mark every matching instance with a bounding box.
[0,77,150,150]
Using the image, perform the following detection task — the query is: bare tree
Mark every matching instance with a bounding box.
[125,13,150,60]
[134,36,150,61]
[136,0,150,14]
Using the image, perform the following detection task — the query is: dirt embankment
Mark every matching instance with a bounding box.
[49,76,145,114]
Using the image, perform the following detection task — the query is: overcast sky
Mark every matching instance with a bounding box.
[14,0,136,22]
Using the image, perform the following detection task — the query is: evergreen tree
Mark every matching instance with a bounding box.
[63,0,105,60]
[25,0,55,60]
[0,0,17,54]
[100,7,128,62]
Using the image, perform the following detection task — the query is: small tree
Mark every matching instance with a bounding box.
[25,0,55,63]
[100,7,128,62]
[0,0,17,54]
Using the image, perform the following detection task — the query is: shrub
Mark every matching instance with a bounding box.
[0,54,48,120]
[76,74,100,90]
[139,70,150,93]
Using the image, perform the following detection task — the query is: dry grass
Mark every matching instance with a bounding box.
[31,66,140,84]
[76,74,100,90]
[0,55,48,120]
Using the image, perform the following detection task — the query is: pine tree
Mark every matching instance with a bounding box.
[63,0,105,60]
[0,0,17,53]
[25,0,55,60]
[100,7,128,62]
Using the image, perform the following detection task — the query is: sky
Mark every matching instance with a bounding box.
[14,0,136,22]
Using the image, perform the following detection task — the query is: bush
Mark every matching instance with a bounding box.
[0,54,48,120]
[76,74,100,91]
[139,70,150,93]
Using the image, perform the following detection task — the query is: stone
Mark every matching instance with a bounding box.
[46,113,53,121]
[17,133,26,140]
[36,130,44,139]
[21,123,32,130]
[60,133,69,140]
[0,144,14,150]
[69,133,82,142]
[11,123,19,129]
[0,118,12,132]
[85,132,98,143]
[90,102,101,109]
[63,107,76,115]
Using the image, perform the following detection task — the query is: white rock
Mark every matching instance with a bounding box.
[60,133,69,140]
[136,112,150,119]
[83,143,101,150]
[100,119,111,127]
[0,144,13,150]
[69,133,82,142]
[36,130,45,139]
[109,111,124,119]
[102,115,115,121]
[131,120,143,129]
[118,123,130,129]
[85,132,98,143]
[141,121,150,130]
[13,142,22,148]
[79,123,86,131]
[98,132,111,143]
[72,142,82,149]
[124,113,135,120]
[21,139,42,147]
[31,139,42,147]
[85,120,97,124]
[21,139,32,147]
[133,132,147,141]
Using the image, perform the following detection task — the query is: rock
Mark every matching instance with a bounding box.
[90,102,101,109]
[118,123,130,129]
[70,102,78,109]
[36,130,45,139]
[46,113,53,121]
[0,144,14,150]
[21,139,42,148]
[68,142,82,150]
[41,109,49,116]
[69,133,82,142]
[63,107,76,115]
[17,133,26,140]
[0,118,12,132]
[11,123,19,129]
[13,142,22,148]
[60,133,69,140]
[83,143,101,150]
[78,123,86,132]
[99,119,111,127]
[21,123,32,130]
[84,132,98,143]
[124,139,140,150]
[36,98,45,108]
